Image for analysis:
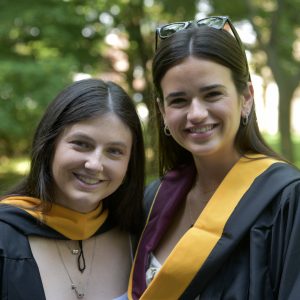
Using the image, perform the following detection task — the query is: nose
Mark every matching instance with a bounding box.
[187,98,208,123]
[84,151,104,173]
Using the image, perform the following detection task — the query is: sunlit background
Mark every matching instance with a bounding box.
[74,18,300,135]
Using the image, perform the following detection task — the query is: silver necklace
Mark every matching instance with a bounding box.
[65,240,86,272]
[65,240,80,255]
[56,239,96,299]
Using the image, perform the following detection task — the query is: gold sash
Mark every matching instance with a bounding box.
[129,155,280,299]
[0,196,108,240]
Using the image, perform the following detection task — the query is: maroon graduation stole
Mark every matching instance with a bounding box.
[128,155,280,300]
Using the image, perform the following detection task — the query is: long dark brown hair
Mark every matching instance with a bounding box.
[4,79,145,234]
[152,26,283,175]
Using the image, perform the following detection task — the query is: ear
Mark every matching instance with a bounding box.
[241,82,254,117]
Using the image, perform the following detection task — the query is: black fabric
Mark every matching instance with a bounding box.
[0,205,114,300]
[0,219,46,299]
[137,163,300,300]
[179,163,300,300]
[144,178,161,217]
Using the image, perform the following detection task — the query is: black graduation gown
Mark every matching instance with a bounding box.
[0,204,113,300]
[129,157,300,300]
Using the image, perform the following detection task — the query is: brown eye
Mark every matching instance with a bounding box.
[71,141,91,150]
[169,98,187,107]
[106,147,126,158]
[205,91,223,101]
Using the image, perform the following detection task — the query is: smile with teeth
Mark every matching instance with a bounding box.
[188,124,215,133]
[75,174,102,185]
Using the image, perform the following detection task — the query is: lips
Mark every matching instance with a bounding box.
[74,173,103,185]
[187,124,217,133]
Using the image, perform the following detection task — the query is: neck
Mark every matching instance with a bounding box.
[193,151,241,191]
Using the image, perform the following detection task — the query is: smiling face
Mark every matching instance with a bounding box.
[51,113,132,213]
[160,56,252,162]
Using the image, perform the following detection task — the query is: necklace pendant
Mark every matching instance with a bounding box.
[75,289,85,299]
[71,249,79,255]
[72,283,85,299]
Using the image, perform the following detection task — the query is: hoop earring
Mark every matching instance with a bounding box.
[242,114,249,126]
[164,125,171,136]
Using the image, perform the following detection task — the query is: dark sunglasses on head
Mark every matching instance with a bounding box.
[155,16,250,81]
[156,16,243,49]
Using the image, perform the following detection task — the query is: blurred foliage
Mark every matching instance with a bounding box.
[0,0,198,178]
[0,156,29,195]
[0,0,299,181]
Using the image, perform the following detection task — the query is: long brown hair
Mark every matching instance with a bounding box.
[152,26,283,175]
[4,79,145,234]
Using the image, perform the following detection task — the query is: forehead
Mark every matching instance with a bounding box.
[58,113,133,143]
[161,57,233,90]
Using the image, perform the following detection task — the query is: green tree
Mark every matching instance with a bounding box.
[0,0,198,179]
[107,0,198,176]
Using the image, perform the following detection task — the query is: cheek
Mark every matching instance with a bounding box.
[219,100,241,120]
[51,150,61,177]
[164,109,182,125]
[113,160,130,182]
[52,147,82,176]
[232,105,243,122]
[52,142,66,164]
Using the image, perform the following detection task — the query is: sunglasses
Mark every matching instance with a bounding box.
[155,16,250,81]
[156,16,243,49]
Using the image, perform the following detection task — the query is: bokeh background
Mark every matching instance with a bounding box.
[1,0,300,194]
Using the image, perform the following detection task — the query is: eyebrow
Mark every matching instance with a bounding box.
[165,91,186,101]
[165,84,225,100]
[107,141,129,149]
[199,84,226,92]
[66,133,93,141]
[67,133,129,148]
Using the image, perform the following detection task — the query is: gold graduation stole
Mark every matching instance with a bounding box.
[129,155,280,300]
[0,196,108,240]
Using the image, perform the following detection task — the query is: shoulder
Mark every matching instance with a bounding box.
[0,219,31,258]
[261,165,300,229]
[277,173,300,209]
[144,178,162,216]
[270,163,300,195]
[0,204,45,258]
[249,162,300,213]
[254,161,300,192]
[271,161,300,175]
[145,179,162,199]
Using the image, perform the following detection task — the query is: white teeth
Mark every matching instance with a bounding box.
[190,125,214,133]
[76,174,100,185]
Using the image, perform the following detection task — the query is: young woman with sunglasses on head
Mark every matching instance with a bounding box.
[128,16,300,299]
[0,79,145,299]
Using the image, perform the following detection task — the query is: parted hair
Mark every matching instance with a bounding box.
[152,26,282,175]
[5,78,145,234]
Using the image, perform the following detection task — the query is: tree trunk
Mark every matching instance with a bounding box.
[277,86,294,161]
